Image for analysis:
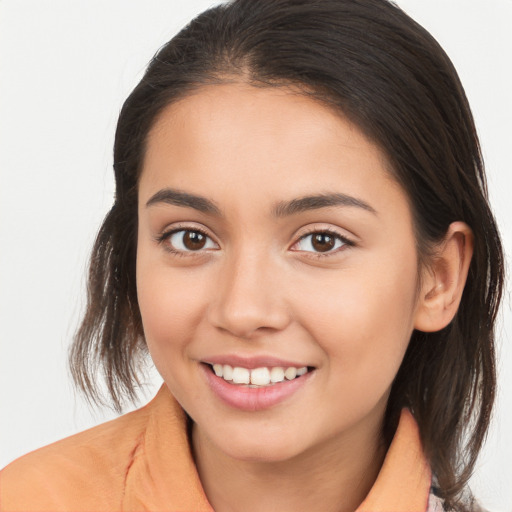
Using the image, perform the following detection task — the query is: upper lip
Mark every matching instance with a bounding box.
[202,355,312,369]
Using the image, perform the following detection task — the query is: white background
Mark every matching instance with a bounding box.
[0,1,511,510]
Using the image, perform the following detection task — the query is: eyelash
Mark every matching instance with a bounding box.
[156,226,355,258]
[293,228,355,258]
[156,225,214,258]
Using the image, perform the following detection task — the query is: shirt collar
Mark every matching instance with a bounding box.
[356,408,431,511]
[123,385,431,512]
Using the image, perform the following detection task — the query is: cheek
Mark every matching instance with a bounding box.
[136,249,205,356]
[298,252,418,381]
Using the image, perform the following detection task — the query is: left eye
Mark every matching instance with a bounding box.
[294,232,347,253]
[167,229,217,252]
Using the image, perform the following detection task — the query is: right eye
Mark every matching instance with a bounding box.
[161,229,218,253]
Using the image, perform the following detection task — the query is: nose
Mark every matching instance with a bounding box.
[207,250,291,339]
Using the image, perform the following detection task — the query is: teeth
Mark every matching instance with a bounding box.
[284,367,297,380]
[250,367,270,386]
[223,364,233,381]
[211,364,309,387]
[270,367,285,383]
[232,367,250,384]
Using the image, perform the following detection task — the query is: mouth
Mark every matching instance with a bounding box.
[204,363,315,388]
[200,357,316,411]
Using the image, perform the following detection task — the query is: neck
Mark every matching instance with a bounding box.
[191,409,388,512]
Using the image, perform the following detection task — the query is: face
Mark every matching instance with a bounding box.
[137,83,424,463]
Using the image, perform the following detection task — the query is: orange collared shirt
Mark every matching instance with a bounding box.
[0,385,434,512]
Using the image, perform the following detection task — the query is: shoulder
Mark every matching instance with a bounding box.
[0,400,152,512]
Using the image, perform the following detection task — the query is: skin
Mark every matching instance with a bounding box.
[136,83,473,512]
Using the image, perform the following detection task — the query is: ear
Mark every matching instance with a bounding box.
[414,222,474,333]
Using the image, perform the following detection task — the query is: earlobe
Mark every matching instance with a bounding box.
[414,222,474,333]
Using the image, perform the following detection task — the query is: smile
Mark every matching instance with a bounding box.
[202,361,315,411]
[211,364,309,387]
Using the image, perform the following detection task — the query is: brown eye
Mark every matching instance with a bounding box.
[167,229,217,252]
[183,231,206,250]
[311,233,335,252]
[294,231,348,254]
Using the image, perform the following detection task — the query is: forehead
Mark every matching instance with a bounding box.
[147,83,380,155]
[140,82,406,219]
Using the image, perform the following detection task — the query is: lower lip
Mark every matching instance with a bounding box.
[201,365,312,412]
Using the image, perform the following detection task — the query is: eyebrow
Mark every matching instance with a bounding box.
[272,192,377,217]
[146,188,376,217]
[146,188,222,215]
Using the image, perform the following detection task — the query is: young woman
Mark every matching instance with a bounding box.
[1,1,506,511]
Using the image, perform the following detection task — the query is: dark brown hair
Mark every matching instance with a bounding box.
[70,1,504,509]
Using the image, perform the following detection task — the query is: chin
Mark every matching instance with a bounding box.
[208,426,310,464]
